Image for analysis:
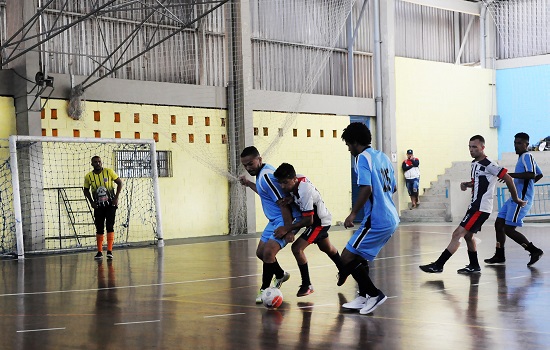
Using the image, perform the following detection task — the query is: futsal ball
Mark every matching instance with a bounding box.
[262,287,284,309]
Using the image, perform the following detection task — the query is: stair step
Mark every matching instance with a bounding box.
[400,208,446,218]
[400,216,447,223]
[408,202,446,209]
[418,195,447,202]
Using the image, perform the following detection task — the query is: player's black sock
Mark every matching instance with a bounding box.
[350,262,377,297]
[262,262,275,290]
[468,250,480,268]
[272,259,285,279]
[329,251,344,270]
[298,262,311,286]
[435,249,453,268]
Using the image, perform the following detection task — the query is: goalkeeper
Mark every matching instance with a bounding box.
[83,156,123,260]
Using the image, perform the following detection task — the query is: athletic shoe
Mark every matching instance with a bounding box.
[106,251,113,260]
[359,290,387,315]
[342,295,367,310]
[272,271,290,289]
[457,265,481,274]
[94,252,103,260]
[296,284,314,297]
[527,248,543,266]
[419,262,443,273]
[484,254,505,264]
[256,289,264,304]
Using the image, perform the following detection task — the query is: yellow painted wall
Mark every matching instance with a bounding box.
[395,57,496,212]
[0,96,16,138]
[251,111,351,232]
[41,99,230,240]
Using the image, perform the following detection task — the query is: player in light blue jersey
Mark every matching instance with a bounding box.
[239,146,296,303]
[485,132,544,266]
[338,122,399,315]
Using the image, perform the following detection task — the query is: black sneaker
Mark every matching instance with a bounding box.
[484,254,505,264]
[457,265,481,274]
[419,262,443,273]
[296,284,314,297]
[336,272,349,286]
[527,248,543,266]
[106,251,113,260]
[94,251,103,260]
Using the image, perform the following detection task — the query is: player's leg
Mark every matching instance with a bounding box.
[341,225,395,314]
[486,217,507,264]
[94,208,107,259]
[317,235,344,272]
[256,241,265,260]
[291,237,314,296]
[457,230,482,274]
[503,224,544,266]
[264,238,290,288]
[105,206,117,260]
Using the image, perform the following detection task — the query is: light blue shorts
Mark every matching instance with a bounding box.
[497,198,533,227]
[346,218,398,261]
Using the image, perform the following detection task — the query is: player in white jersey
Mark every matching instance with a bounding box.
[485,132,544,266]
[338,123,399,315]
[273,163,343,297]
[420,135,526,275]
[239,146,297,303]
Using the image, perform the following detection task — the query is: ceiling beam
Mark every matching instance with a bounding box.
[401,0,481,16]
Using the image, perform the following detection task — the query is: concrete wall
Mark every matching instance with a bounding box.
[394,57,497,211]
[0,96,16,138]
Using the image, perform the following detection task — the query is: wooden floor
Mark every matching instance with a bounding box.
[1,222,549,350]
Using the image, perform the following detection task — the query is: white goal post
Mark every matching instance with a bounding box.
[7,135,164,259]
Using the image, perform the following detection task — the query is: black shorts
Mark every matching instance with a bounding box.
[459,208,490,233]
[299,225,330,244]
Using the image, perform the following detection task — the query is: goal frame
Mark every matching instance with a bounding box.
[9,135,164,259]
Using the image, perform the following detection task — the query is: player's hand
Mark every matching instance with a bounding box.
[284,232,295,243]
[274,226,288,239]
[276,197,293,206]
[514,198,527,207]
[238,175,249,187]
[91,202,98,209]
[112,197,119,206]
[344,213,356,228]
[460,182,469,191]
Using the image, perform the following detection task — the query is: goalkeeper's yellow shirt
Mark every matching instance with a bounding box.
[83,168,119,201]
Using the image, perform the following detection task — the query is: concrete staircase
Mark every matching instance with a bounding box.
[400,151,550,223]
[400,161,470,222]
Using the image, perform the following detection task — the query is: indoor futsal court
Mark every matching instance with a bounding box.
[1,1,549,349]
[1,223,548,350]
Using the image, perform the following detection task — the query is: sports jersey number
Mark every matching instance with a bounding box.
[380,168,392,192]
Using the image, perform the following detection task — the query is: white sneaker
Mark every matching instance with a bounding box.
[256,289,264,304]
[272,271,290,288]
[359,290,387,314]
[342,295,367,310]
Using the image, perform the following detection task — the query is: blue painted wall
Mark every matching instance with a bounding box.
[497,65,550,158]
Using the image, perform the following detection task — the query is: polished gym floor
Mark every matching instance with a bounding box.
[0,222,549,350]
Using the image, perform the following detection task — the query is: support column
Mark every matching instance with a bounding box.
[6,0,46,251]
[227,0,256,234]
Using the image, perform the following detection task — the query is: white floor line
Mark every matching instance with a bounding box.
[204,312,246,318]
[17,327,65,333]
[114,320,161,325]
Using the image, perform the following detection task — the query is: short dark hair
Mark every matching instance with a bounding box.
[91,155,101,161]
[514,132,530,142]
[341,122,372,146]
[274,163,296,180]
[240,146,260,158]
[470,135,485,144]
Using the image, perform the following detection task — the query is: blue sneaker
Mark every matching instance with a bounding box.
[359,290,387,314]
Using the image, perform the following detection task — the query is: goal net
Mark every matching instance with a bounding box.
[0,136,163,258]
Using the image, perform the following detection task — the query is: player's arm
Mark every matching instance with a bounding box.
[411,158,419,167]
[274,212,313,238]
[239,176,258,193]
[402,162,412,172]
[112,177,123,206]
[502,173,527,206]
[83,187,97,209]
[344,185,372,228]
[508,171,536,180]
